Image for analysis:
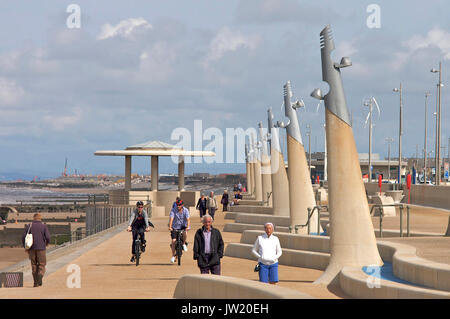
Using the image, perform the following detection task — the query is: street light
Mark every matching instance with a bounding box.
[431,62,444,185]
[424,91,431,184]
[306,124,312,177]
[393,84,403,187]
[385,137,394,182]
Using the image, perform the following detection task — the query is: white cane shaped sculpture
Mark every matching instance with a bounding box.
[268,108,290,216]
[251,132,263,201]
[278,81,322,234]
[311,25,382,285]
[258,122,273,206]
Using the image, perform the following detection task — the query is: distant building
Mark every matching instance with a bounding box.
[307,152,407,181]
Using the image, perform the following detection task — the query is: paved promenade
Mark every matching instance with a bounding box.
[0,207,345,299]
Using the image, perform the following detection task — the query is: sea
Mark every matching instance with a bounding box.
[0,186,88,205]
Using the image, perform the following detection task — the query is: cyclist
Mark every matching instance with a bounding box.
[168,199,190,263]
[127,201,151,263]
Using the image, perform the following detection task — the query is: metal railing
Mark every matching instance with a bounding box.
[264,192,272,205]
[370,203,410,238]
[289,205,328,235]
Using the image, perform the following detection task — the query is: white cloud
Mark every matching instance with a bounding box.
[97,18,152,40]
[203,27,261,67]
[403,27,450,60]
[43,107,82,131]
[0,78,25,106]
[138,42,177,83]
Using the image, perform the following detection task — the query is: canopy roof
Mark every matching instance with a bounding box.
[95,140,215,157]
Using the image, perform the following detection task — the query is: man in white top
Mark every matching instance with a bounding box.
[251,222,282,284]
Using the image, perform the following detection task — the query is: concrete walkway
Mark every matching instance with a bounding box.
[0,208,345,299]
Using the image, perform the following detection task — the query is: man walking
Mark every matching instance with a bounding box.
[193,215,224,275]
[206,191,218,220]
[22,213,50,287]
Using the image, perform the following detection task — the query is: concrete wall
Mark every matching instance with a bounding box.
[173,274,312,299]
[0,224,71,247]
[229,206,273,215]
[409,184,450,209]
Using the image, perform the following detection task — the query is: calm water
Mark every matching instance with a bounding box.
[0,186,86,205]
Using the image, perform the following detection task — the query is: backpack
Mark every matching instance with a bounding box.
[24,224,33,250]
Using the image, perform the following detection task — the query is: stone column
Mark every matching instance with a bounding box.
[125,155,132,191]
[178,156,185,191]
[151,155,159,191]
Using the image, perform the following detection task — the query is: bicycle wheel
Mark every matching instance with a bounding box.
[176,233,182,266]
[135,240,141,266]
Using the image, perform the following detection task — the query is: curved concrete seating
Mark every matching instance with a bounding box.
[371,195,396,217]
[339,267,450,299]
[339,239,450,298]
[238,200,265,206]
[377,240,450,292]
[173,274,313,299]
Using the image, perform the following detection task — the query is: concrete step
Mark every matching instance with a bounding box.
[239,230,330,254]
[235,213,290,227]
[225,243,329,271]
[223,223,290,233]
[229,205,273,214]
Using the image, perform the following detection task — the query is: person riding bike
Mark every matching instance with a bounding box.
[127,201,151,263]
[168,199,190,263]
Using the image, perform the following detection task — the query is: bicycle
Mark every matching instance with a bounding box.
[134,237,142,266]
[174,229,185,266]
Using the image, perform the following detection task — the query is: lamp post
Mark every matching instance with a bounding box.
[393,83,403,187]
[385,137,394,182]
[424,91,431,183]
[306,124,312,177]
[431,62,443,185]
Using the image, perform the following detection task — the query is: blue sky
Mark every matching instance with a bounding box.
[0,0,449,179]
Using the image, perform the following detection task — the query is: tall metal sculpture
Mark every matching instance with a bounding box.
[245,143,253,195]
[311,25,382,284]
[268,108,290,216]
[278,81,322,234]
[258,122,273,206]
[251,133,263,201]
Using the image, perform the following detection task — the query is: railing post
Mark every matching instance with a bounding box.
[399,205,403,237]
[317,207,321,235]
[406,205,410,237]
[379,211,383,238]
[307,208,311,235]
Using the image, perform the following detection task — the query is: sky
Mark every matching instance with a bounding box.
[0,0,449,179]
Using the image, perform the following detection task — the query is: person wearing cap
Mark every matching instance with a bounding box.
[168,199,191,263]
[21,213,50,287]
[127,201,152,263]
[251,222,282,284]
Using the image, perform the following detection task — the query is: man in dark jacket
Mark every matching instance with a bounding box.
[21,213,51,287]
[193,214,224,275]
